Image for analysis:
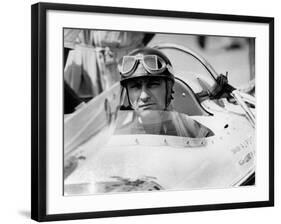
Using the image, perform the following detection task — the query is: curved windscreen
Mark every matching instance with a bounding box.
[115,110,213,138]
[158,48,218,94]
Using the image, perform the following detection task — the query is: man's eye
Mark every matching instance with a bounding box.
[148,82,160,88]
[128,84,141,89]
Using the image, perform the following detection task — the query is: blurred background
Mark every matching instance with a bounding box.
[63,29,255,113]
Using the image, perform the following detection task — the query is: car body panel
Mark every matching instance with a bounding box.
[64,44,256,195]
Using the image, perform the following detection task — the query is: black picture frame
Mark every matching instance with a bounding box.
[31,2,274,222]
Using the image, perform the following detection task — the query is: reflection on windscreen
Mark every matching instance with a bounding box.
[159,48,217,94]
[114,110,213,138]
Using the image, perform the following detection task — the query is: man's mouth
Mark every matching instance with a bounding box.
[138,103,155,109]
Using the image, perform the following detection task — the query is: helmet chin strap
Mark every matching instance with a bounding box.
[125,86,141,111]
[164,79,169,111]
[125,86,133,109]
[164,79,174,111]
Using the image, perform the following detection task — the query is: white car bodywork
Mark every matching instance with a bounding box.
[64,44,255,195]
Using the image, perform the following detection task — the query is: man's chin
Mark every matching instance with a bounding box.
[135,108,164,125]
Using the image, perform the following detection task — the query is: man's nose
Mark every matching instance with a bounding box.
[139,86,150,101]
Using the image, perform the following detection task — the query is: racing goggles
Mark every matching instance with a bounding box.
[119,54,170,77]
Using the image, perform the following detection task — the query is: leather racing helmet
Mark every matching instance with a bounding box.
[118,47,175,109]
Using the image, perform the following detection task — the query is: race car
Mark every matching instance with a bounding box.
[63,44,255,195]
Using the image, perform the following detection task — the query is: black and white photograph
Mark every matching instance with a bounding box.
[30,2,274,221]
[1,0,280,223]
[63,29,256,195]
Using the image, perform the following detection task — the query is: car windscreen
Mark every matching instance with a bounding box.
[156,48,218,94]
[114,110,213,138]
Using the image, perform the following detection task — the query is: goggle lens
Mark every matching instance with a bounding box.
[121,56,137,76]
[143,55,158,70]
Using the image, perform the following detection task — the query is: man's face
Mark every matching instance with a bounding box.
[125,77,167,111]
